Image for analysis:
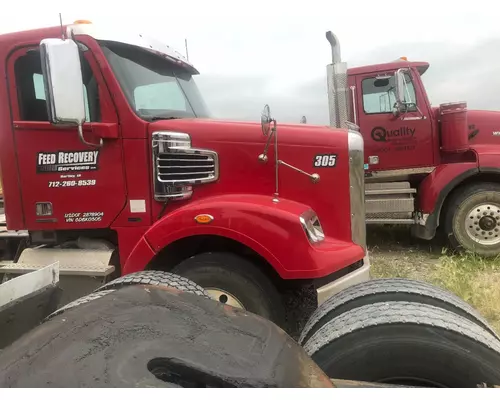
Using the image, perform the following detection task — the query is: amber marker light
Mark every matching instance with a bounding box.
[194,214,214,224]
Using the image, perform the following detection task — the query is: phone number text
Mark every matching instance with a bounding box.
[48,180,96,188]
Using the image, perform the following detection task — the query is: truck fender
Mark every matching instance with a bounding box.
[122,194,312,278]
[413,163,478,240]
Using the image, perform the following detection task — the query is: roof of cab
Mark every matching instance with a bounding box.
[348,60,430,76]
[0,23,198,74]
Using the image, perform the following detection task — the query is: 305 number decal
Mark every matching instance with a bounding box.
[313,154,337,168]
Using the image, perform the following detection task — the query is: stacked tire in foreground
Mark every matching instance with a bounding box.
[2,271,500,388]
[299,278,500,387]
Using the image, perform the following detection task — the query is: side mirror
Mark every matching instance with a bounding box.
[394,69,407,105]
[40,38,102,147]
[40,38,86,127]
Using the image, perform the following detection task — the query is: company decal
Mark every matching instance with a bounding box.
[313,154,337,168]
[371,126,417,152]
[37,150,100,173]
[468,124,480,140]
[65,212,104,223]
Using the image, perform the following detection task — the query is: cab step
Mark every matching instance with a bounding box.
[365,181,415,222]
[0,248,115,277]
[366,218,415,225]
[365,188,417,195]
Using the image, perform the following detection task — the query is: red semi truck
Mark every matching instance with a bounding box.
[323,31,500,257]
[0,21,369,329]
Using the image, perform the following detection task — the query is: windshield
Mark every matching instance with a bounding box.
[100,41,210,120]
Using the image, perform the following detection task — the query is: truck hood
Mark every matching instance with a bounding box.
[148,118,354,244]
[150,118,347,147]
[466,110,500,145]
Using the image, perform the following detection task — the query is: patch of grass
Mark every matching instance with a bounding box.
[368,226,500,334]
[430,251,500,333]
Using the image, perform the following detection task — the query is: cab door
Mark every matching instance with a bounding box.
[355,69,434,171]
[7,42,126,230]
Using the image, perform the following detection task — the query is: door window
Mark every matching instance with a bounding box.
[361,73,417,114]
[14,49,100,122]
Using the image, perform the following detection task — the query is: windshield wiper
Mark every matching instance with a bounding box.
[148,116,181,121]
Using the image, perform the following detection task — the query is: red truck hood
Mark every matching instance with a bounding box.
[465,110,500,145]
[152,118,346,147]
[148,118,353,244]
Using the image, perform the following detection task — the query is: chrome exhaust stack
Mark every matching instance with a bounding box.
[325,32,366,254]
[326,31,355,130]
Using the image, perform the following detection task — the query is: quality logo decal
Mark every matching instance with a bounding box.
[371,126,416,142]
[37,150,100,173]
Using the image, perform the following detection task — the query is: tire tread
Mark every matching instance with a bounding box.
[303,301,500,357]
[299,278,498,344]
[96,270,209,298]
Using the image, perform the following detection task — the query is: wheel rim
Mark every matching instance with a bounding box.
[465,203,500,245]
[205,288,245,309]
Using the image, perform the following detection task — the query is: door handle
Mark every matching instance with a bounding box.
[79,122,119,148]
[78,126,103,148]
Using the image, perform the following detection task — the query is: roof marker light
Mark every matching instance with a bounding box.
[74,20,92,25]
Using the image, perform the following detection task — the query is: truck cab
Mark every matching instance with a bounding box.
[324,30,500,257]
[352,60,435,172]
[0,22,369,332]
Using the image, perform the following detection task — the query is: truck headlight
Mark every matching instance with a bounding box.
[300,210,325,243]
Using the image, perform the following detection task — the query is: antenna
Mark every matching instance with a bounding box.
[59,13,66,40]
[185,38,189,62]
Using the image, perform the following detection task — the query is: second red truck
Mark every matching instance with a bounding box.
[323,31,500,257]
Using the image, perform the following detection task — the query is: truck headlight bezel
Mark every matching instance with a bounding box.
[299,209,325,244]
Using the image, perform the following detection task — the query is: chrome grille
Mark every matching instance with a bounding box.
[152,131,219,201]
[157,152,217,183]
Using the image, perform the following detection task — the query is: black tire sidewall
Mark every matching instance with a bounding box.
[312,324,500,387]
[172,253,284,325]
[446,184,500,257]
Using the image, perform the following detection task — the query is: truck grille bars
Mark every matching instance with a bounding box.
[152,132,219,201]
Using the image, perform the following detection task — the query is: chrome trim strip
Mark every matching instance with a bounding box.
[348,129,366,249]
[350,85,357,125]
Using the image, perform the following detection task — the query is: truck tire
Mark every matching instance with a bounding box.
[95,270,209,298]
[445,182,500,257]
[171,252,285,326]
[299,278,498,344]
[303,302,500,387]
[44,289,116,321]
[46,272,209,321]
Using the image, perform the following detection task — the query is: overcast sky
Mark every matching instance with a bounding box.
[2,1,499,125]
